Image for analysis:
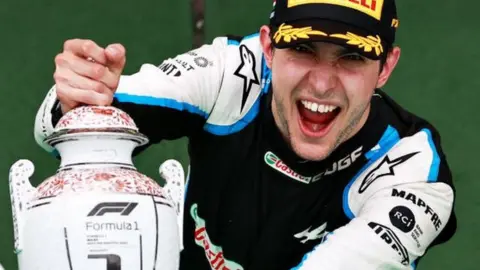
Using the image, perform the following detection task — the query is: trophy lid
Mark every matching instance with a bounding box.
[44,106,149,147]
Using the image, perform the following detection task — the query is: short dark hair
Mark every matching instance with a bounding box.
[379,45,393,72]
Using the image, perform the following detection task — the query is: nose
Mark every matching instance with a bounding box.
[307,60,338,96]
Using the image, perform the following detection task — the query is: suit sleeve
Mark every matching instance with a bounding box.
[292,129,456,270]
[292,182,454,270]
[34,37,229,154]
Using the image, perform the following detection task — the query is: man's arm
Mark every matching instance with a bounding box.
[293,182,454,269]
[293,129,456,269]
[34,37,229,154]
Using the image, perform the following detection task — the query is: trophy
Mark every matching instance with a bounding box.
[9,106,184,270]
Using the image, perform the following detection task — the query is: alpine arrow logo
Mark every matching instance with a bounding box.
[294,222,328,244]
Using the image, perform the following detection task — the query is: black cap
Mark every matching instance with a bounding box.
[269,0,399,59]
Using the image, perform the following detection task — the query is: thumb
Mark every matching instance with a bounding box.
[105,43,126,75]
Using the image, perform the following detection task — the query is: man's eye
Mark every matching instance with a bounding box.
[292,45,313,54]
[341,53,366,62]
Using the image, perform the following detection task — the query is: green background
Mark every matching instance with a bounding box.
[0,1,478,269]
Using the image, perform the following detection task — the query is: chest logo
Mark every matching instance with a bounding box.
[264,147,362,184]
[191,204,244,270]
[264,151,312,184]
[294,222,329,244]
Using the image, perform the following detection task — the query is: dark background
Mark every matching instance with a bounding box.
[0,1,478,269]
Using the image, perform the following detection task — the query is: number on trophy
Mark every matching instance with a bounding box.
[88,254,122,270]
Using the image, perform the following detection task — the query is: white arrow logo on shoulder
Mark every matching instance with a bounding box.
[359,152,420,193]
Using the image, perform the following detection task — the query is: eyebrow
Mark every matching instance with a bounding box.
[337,47,358,55]
[303,42,358,56]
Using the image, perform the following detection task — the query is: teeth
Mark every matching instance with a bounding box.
[301,100,337,114]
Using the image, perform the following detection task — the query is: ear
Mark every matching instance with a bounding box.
[259,25,274,69]
[376,46,401,88]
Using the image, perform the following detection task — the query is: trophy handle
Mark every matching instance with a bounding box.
[9,159,36,255]
[159,159,185,251]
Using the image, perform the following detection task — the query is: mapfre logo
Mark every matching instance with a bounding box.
[287,0,384,20]
[191,204,244,270]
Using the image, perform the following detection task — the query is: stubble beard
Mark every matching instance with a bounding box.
[272,92,292,146]
[332,102,370,150]
[270,56,294,153]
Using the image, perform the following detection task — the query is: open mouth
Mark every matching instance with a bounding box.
[297,100,341,137]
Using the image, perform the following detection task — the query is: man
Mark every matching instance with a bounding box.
[34,0,457,269]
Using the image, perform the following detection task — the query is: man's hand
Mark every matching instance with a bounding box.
[53,39,126,114]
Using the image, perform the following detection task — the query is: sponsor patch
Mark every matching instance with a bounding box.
[287,0,384,20]
[389,205,415,233]
[265,147,362,184]
[158,62,182,77]
[191,204,244,270]
[294,222,328,244]
[368,222,410,265]
[391,188,442,231]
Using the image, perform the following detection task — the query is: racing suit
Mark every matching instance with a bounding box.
[34,33,457,270]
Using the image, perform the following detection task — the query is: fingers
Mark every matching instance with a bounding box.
[57,87,79,114]
[54,67,114,111]
[56,83,113,109]
[105,43,126,76]
[63,39,107,65]
[54,67,112,95]
[55,52,120,90]
[62,40,126,78]
[54,38,126,114]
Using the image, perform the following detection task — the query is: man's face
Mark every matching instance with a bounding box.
[260,26,400,161]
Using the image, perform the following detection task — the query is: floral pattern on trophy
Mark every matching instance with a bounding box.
[36,105,171,203]
[36,168,166,198]
[56,106,137,131]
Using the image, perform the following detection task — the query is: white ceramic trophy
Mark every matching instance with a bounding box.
[9,106,184,270]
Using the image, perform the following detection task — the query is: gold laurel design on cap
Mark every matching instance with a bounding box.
[273,23,327,43]
[273,24,384,56]
[391,18,399,28]
[330,32,384,56]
